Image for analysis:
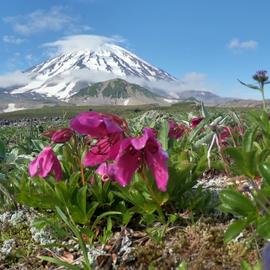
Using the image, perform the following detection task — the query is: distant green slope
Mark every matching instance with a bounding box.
[73,78,159,99]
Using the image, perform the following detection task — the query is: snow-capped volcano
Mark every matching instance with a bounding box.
[11,44,175,99]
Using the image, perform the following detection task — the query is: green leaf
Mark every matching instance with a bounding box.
[200,101,209,118]
[158,120,169,151]
[77,185,87,216]
[176,262,188,270]
[86,201,99,221]
[240,260,253,270]
[225,148,244,168]
[0,140,6,160]
[189,118,208,143]
[91,211,122,230]
[220,189,256,217]
[39,256,81,270]
[122,210,134,225]
[256,216,270,239]
[243,128,257,152]
[259,163,270,186]
[55,207,91,268]
[238,79,260,90]
[225,147,257,177]
[224,219,247,243]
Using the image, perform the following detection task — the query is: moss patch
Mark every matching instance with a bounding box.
[0,223,46,269]
[125,220,259,270]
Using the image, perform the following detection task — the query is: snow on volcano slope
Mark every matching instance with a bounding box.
[3,103,26,112]
[11,44,175,99]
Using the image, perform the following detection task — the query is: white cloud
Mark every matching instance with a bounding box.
[43,34,125,55]
[0,71,30,88]
[228,38,258,50]
[142,72,212,98]
[3,7,78,36]
[56,69,212,98]
[181,72,208,88]
[2,35,24,44]
[117,72,213,98]
[23,63,209,97]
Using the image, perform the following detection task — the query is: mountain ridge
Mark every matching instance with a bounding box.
[10,44,175,99]
[69,78,170,106]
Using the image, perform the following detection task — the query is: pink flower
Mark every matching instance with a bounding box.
[219,127,230,146]
[84,132,124,166]
[95,162,116,182]
[70,112,126,137]
[41,130,57,138]
[190,116,204,129]
[51,128,73,143]
[71,112,127,166]
[168,120,186,139]
[28,146,62,181]
[114,128,169,192]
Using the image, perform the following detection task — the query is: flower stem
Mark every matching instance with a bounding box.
[261,88,267,111]
[73,135,86,185]
[215,135,229,175]
[79,157,86,185]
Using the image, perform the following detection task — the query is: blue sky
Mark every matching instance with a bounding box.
[0,0,270,99]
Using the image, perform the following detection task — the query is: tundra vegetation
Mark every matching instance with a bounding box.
[1,72,270,269]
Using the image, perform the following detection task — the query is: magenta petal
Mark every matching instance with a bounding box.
[51,128,73,143]
[96,162,109,176]
[28,146,62,181]
[29,157,39,177]
[190,117,204,129]
[96,162,115,181]
[32,147,54,178]
[146,142,169,192]
[52,158,62,181]
[84,150,110,166]
[70,112,105,137]
[103,118,123,134]
[131,128,154,150]
[70,112,122,137]
[108,135,124,161]
[83,133,122,166]
[114,139,141,187]
[168,120,186,139]
[39,151,54,177]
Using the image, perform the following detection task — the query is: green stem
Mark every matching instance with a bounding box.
[261,88,266,111]
[73,135,85,185]
[215,136,229,175]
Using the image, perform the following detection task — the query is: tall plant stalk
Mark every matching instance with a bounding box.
[238,70,269,111]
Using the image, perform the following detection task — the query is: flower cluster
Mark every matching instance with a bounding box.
[28,111,234,193]
[253,70,269,83]
[168,120,186,139]
[29,112,170,192]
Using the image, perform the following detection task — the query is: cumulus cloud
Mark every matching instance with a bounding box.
[0,71,30,88]
[2,35,24,44]
[228,38,258,50]
[3,6,83,36]
[43,34,125,55]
